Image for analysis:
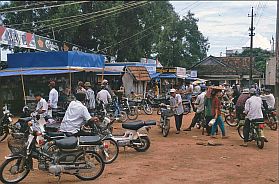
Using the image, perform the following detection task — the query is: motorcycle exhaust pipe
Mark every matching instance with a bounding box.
[49,164,94,175]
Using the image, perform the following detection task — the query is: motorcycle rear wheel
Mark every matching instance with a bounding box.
[75,151,105,181]
[127,106,139,120]
[162,119,170,137]
[134,136,150,152]
[0,157,30,184]
[256,137,264,149]
[237,125,252,141]
[0,126,9,143]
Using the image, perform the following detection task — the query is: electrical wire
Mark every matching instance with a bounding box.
[41,1,148,33]
[6,1,141,27]
[99,1,199,53]
[0,1,55,12]
[0,1,90,14]
[116,1,202,52]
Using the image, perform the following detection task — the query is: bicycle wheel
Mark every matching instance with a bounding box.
[225,114,238,127]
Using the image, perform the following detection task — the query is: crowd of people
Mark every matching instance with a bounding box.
[167,82,276,147]
[33,79,276,147]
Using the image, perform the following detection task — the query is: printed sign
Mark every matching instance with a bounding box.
[156,67,176,74]
[0,26,36,49]
[35,35,62,52]
[190,70,198,78]
[176,67,186,78]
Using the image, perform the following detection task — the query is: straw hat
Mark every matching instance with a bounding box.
[170,89,176,93]
[84,82,92,87]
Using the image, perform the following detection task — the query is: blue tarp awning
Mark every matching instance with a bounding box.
[0,69,77,77]
[7,51,104,69]
[150,73,177,79]
[150,72,161,79]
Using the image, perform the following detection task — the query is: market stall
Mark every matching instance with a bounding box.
[0,51,105,113]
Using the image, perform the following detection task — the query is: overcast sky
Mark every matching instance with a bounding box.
[170,1,277,56]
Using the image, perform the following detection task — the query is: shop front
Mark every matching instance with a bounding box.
[0,51,105,113]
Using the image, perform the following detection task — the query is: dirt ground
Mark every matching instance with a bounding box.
[0,112,278,184]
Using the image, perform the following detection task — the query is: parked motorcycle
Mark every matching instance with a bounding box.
[158,104,174,137]
[263,108,278,131]
[120,97,139,120]
[105,98,128,122]
[237,119,266,149]
[112,120,156,152]
[0,105,13,142]
[132,98,153,115]
[43,116,119,165]
[0,116,105,183]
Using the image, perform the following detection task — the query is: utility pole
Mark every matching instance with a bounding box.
[248,7,255,87]
[51,27,56,40]
[275,0,279,111]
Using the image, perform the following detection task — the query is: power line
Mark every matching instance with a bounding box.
[99,1,200,53]
[6,1,140,27]
[40,1,148,33]
[0,1,90,14]
[119,2,202,51]
[0,1,54,12]
[48,3,150,33]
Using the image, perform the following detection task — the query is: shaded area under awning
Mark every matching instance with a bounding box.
[0,69,78,77]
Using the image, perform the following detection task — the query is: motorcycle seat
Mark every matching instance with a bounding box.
[44,123,61,132]
[79,135,102,145]
[55,136,78,149]
[18,117,32,123]
[45,132,66,139]
[122,120,155,130]
[56,112,66,117]
[145,120,156,126]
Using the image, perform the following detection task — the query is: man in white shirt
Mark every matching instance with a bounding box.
[35,93,48,117]
[34,93,48,135]
[241,88,266,147]
[48,81,58,117]
[261,89,275,109]
[84,82,95,113]
[60,93,96,136]
[96,85,112,105]
[184,86,206,131]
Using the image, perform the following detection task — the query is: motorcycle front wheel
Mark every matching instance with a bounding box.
[75,151,105,181]
[127,106,139,120]
[162,119,170,137]
[0,157,30,184]
[143,104,153,115]
[134,136,150,152]
[0,126,9,142]
[101,138,119,164]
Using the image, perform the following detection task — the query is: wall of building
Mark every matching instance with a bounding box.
[265,57,276,86]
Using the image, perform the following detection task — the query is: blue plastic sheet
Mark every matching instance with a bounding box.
[7,51,104,69]
[0,69,77,77]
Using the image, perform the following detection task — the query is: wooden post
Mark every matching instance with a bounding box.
[20,68,27,106]
[69,68,72,95]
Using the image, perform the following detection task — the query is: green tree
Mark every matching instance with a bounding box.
[0,1,209,66]
[237,48,272,73]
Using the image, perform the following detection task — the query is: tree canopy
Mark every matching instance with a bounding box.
[236,48,273,73]
[0,1,209,68]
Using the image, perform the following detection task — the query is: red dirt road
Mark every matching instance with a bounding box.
[0,112,278,184]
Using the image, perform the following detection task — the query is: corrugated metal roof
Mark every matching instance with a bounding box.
[126,66,151,81]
